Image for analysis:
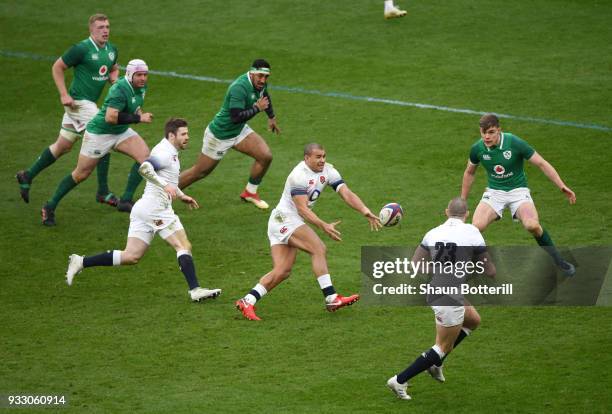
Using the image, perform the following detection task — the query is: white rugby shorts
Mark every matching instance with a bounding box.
[267,209,305,246]
[80,128,138,159]
[128,197,184,244]
[201,124,254,160]
[480,187,533,219]
[431,305,465,327]
[60,100,99,142]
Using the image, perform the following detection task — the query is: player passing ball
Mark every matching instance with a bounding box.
[235,143,382,321]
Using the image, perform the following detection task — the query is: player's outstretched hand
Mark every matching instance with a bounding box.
[561,186,576,204]
[364,210,383,231]
[323,220,342,241]
[180,194,199,210]
[268,117,281,135]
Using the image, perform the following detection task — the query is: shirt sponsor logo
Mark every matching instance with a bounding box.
[483,154,491,160]
[108,52,115,61]
[493,165,505,175]
[308,179,315,185]
[280,226,288,234]
[503,150,512,160]
[91,53,99,60]
[99,65,108,76]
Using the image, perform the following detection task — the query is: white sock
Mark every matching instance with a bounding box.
[246,182,259,194]
[317,274,337,302]
[245,283,267,305]
[113,250,122,266]
[432,344,446,359]
[317,274,332,289]
[384,0,394,12]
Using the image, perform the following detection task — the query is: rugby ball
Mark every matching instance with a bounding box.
[379,203,403,227]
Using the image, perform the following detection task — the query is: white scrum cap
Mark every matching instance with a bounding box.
[125,59,148,83]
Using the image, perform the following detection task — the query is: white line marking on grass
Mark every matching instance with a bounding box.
[2,50,610,132]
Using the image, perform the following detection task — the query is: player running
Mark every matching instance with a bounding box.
[387,198,496,400]
[235,143,382,321]
[41,59,153,225]
[16,14,140,210]
[461,113,576,276]
[179,59,281,209]
[65,118,221,302]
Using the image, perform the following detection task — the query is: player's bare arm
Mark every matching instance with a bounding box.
[293,194,342,241]
[337,185,382,231]
[51,58,74,108]
[411,245,431,266]
[461,161,478,200]
[528,152,576,204]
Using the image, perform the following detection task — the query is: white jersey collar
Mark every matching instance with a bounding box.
[444,217,465,226]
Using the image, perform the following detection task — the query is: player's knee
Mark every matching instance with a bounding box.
[122,252,141,265]
[464,313,481,330]
[522,219,540,234]
[53,141,73,156]
[72,168,92,183]
[470,313,481,329]
[260,151,273,166]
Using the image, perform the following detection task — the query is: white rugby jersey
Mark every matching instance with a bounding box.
[142,138,180,201]
[421,218,486,259]
[275,161,345,215]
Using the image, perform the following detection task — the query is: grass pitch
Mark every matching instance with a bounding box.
[1,1,611,412]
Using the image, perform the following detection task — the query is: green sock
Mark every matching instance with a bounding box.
[27,147,57,180]
[120,162,142,202]
[535,229,563,264]
[248,176,263,185]
[96,153,111,195]
[47,174,78,209]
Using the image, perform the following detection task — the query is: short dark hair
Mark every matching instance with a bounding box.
[89,14,108,26]
[251,59,270,70]
[164,118,188,138]
[479,113,500,131]
[304,143,324,156]
[447,197,467,218]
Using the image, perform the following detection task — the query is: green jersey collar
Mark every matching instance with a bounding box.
[88,36,108,52]
[123,76,135,94]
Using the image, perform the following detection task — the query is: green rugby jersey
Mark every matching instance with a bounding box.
[61,37,118,102]
[86,77,146,135]
[208,73,267,139]
[469,132,535,191]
